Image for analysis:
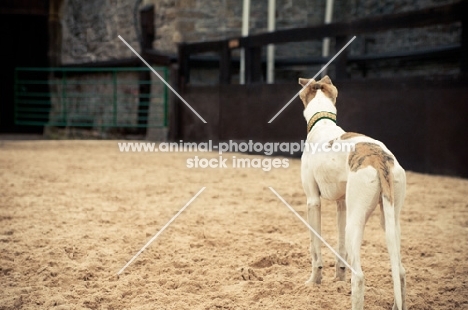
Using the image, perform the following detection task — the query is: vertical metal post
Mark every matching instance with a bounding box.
[112,70,117,126]
[321,0,334,77]
[240,0,250,84]
[266,0,275,84]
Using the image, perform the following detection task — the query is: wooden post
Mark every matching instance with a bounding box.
[168,64,180,141]
[335,35,349,80]
[137,5,155,132]
[140,5,155,49]
[461,1,468,76]
[245,46,262,83]
[48,0,62,67]
[219,41,232,84]
[177,43,189,89]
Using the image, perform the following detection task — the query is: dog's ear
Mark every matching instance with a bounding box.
[298,78,311,87]
[320,75,333,85]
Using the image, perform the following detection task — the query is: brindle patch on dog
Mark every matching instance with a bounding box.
[329,132,365,147]
[348,142,395,204]
[341,132,365,140]
[298,75,338,108]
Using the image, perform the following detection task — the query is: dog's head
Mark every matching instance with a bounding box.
[298,75,338,108]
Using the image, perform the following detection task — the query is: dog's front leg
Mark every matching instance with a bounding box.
[304,190,323,285]
[335,200,347,281]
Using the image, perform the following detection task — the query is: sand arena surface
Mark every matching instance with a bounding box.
[0,140,467,309]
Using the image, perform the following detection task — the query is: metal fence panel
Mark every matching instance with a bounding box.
[14,67,168,128]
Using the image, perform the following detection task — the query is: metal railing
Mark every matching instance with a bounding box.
[14,67,168,128]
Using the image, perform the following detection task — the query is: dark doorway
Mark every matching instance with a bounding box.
[0,13,49,133]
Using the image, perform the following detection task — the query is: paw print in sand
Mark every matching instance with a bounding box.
[240,267,263,281]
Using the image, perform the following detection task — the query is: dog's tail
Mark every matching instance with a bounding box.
[381,181,402,310]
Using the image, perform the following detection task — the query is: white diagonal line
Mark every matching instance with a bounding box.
[268,187,357,275]
[118,35,207,123]
[268,36,356,123]
[117,187,206,275]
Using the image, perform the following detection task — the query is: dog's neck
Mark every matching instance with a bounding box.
[303,90,337,133]
[306,111,337,133]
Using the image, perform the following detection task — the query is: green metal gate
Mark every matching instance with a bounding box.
[14,67,168,128]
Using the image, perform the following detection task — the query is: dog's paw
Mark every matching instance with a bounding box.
[392,303,407,310]
[305,268,322,285]
[305,277,321,285]
[334,266,346,282]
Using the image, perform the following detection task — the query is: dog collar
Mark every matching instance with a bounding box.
[307,111,337,133]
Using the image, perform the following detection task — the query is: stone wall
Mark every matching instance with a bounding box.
[59,0,460,78]
[61,0,139,64]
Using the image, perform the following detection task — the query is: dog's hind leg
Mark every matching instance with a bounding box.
[346,169,380,310]
[303,182,323,285]
[345,208,366,310]
[392,169,407,310]
[334,200,347,281]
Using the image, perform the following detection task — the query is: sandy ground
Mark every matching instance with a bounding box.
[0,140,467,310]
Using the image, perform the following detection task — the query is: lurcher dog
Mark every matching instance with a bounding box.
[298,76,407,310]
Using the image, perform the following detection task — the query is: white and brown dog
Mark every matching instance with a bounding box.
[298,76,407,310]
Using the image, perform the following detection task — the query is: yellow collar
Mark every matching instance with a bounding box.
[307,111,337,133]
